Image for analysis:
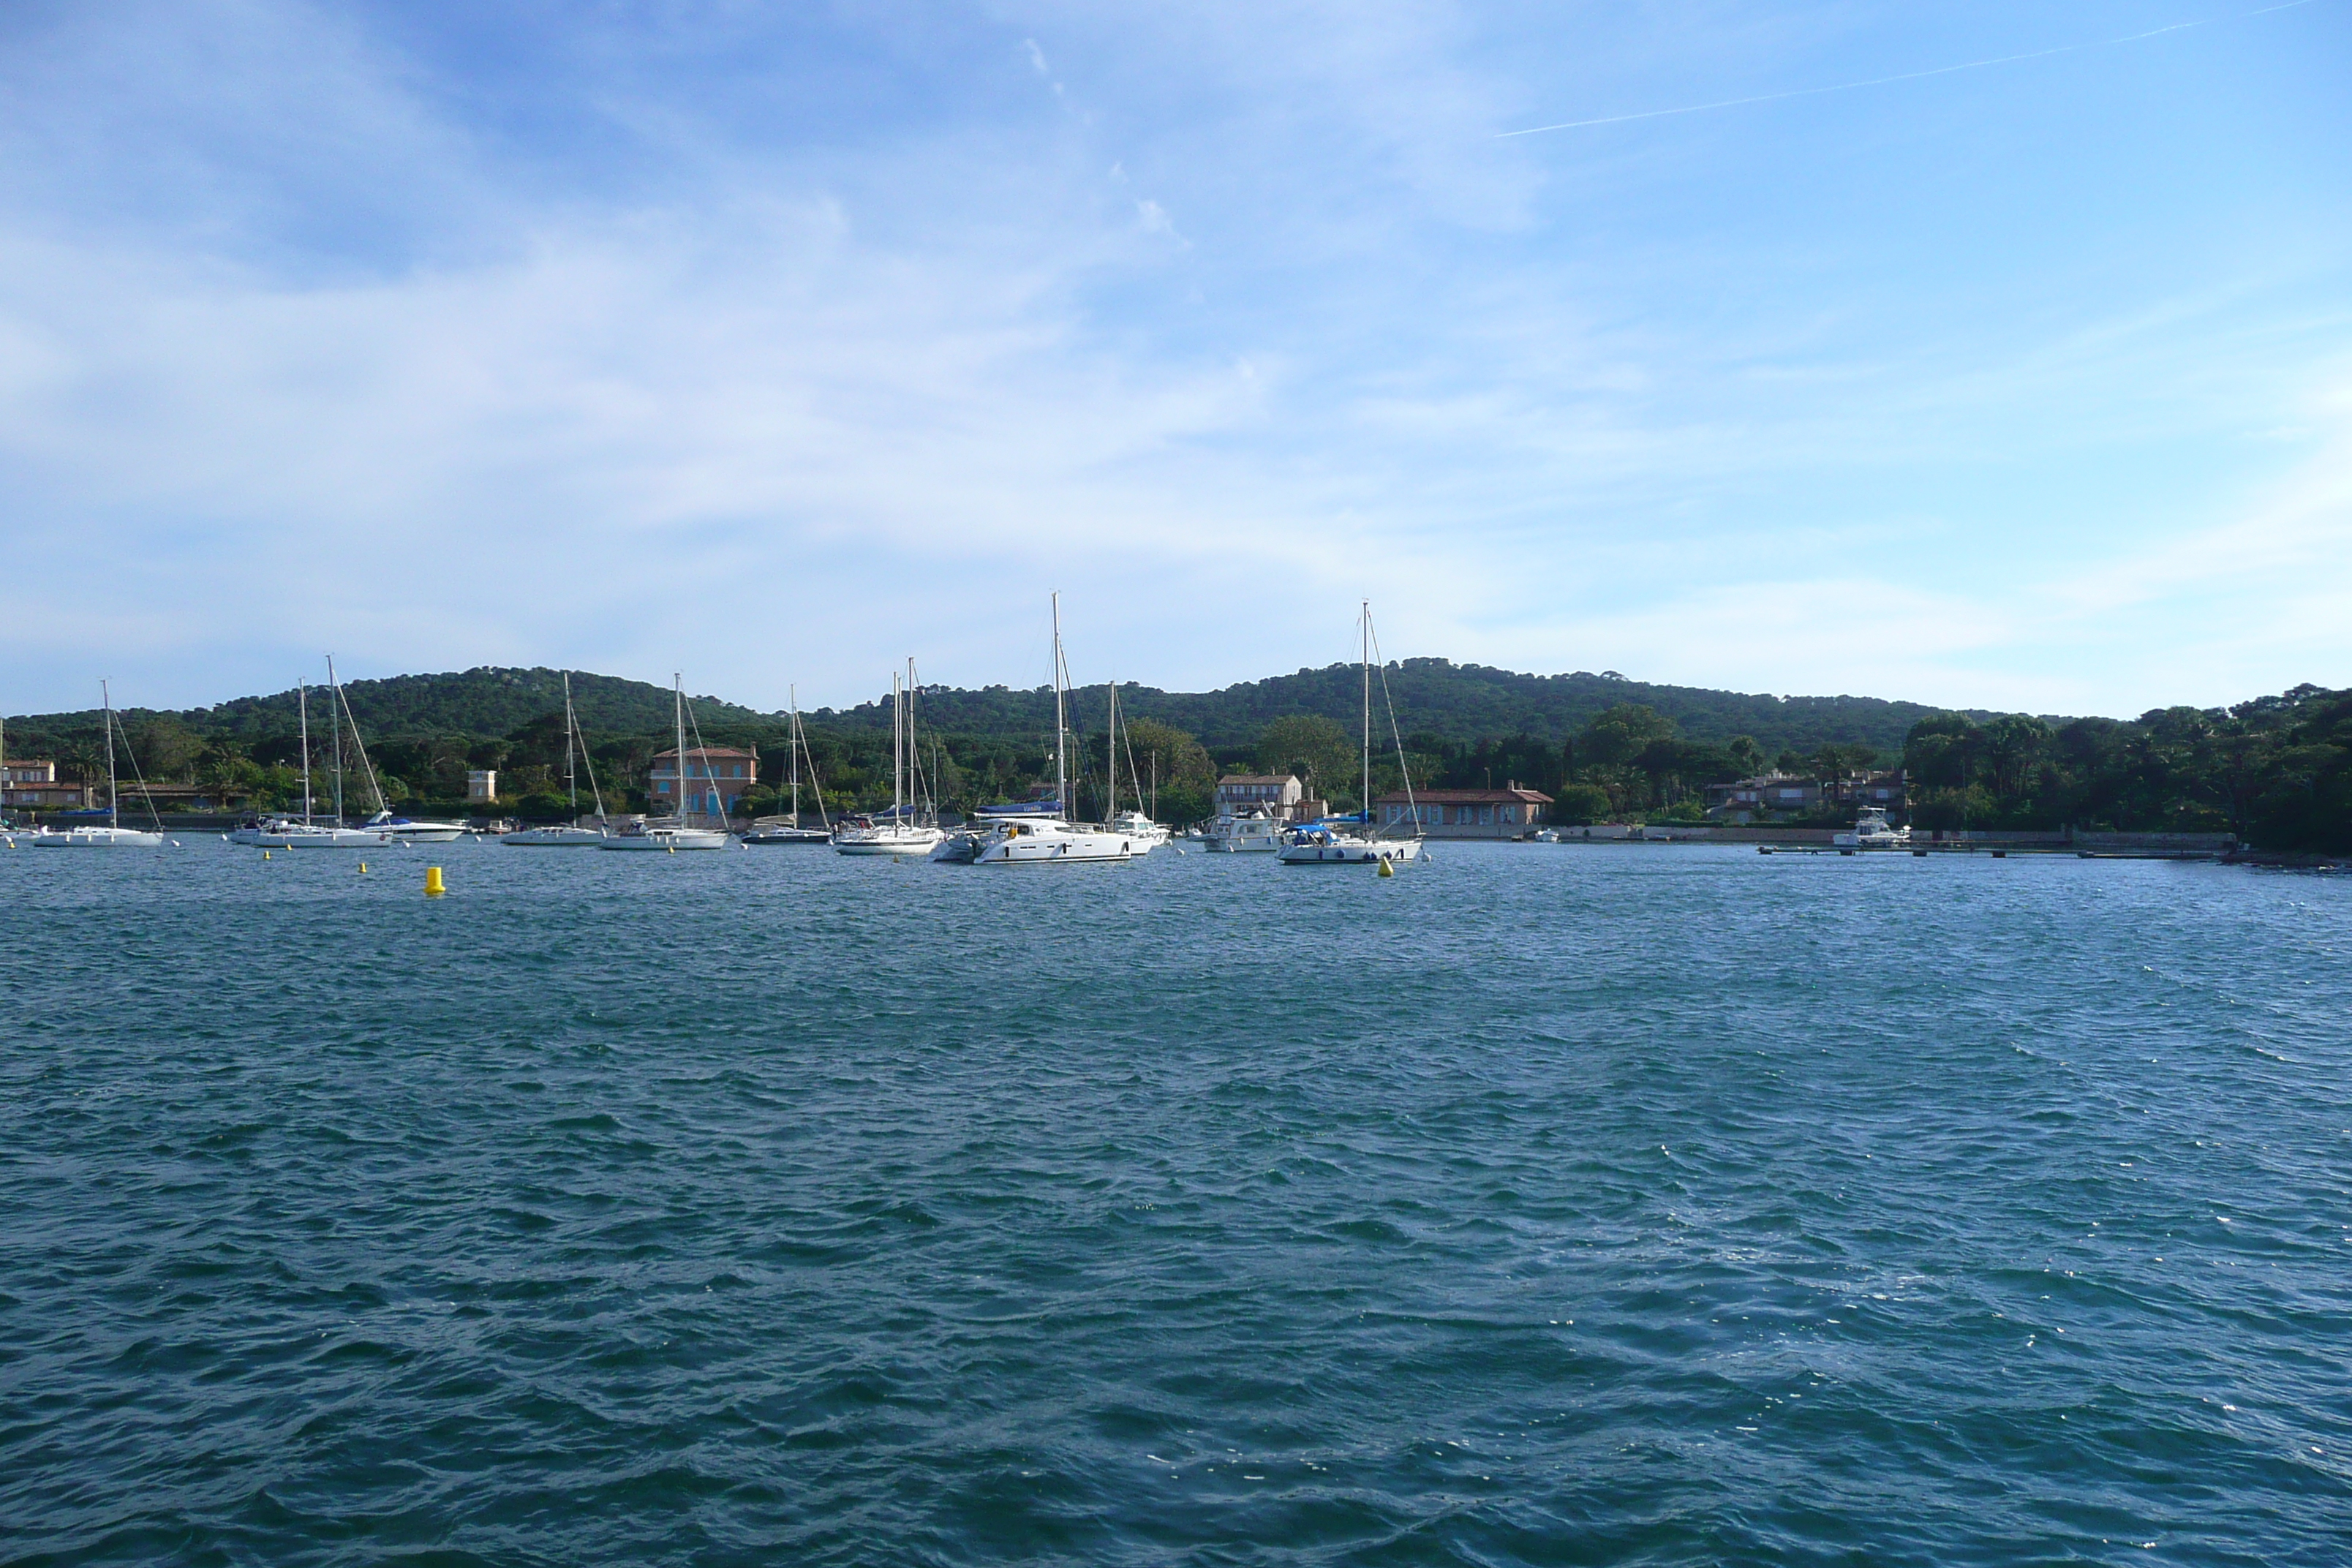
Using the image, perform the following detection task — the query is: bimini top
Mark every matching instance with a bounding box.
[976,799,1064,818]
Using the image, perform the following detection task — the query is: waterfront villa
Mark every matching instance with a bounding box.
[652,746,760,818]
[1,759,92,812]
[1375,784,1553,840]
[1215,774,1305,821]
[1705,769,1907,821]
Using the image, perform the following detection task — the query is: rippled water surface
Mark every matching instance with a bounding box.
[4,840,2351,1565]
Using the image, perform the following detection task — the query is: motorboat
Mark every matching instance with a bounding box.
[1833,808,1911,849]
[34,681,168,848]
[1108,809,1170,849]
[1271,603,1427,868]
[364,811,470,843]
[1202,808,1286,853]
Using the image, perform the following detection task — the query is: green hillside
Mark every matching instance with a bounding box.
[817,660,1987,758]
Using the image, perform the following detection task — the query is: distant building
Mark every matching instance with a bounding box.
[1215,773,1305,819]
[1706,769,1906,819]
[467,769,499,802]
[652,746,759,818]
[1,759,91,811]
[1375,784,1553,839]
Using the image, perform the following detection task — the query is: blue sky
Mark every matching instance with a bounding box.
[2,1,2345,718]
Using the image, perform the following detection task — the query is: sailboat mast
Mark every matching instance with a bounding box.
[1360,600,1372,820]
[328,657,345,825]
[788,685,802,823]
[1105,681,1117,821]
[102,679,118,830]
[674,674,687,823]
[298,682,312,823]
[1051,593,1067,818]
[564,672,578,815]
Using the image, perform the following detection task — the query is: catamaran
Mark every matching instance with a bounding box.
[1275,602,1425,867]
[834,661,946,856]
[34,680,167,848]
[962,596,1136,866]
[601,675,731,851]
[503,672,613,844]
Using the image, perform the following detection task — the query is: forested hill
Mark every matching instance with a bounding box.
[818,660,1991,757]
[9,660,1982,757]
[11,668,772,741]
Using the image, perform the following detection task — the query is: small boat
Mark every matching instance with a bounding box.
[34,681,166,848]
[233,814,393,849]
[1202,807,1285,853]
[1273,603,1425,867]
[963,597,1131,866]
[835,663,946,856]
[1833,808,1910,849]
[600,675,733,851]
[1109,808,1171,849]
[745,688,834,845]
[363,813,470,843]
[502,673,611,845]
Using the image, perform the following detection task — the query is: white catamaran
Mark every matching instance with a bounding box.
[1276,601,1425,867]
[834,662,946,856]
[503,672,613,845]
[602,675,731,851]
[963,596,1137,866]
[34,680,167,848]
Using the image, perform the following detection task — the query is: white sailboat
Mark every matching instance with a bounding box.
[1101,680,1169,850]
[504,672,612,845]
[966,596,1135,866]
[601,675,731,851]
[744,685,833,845]
[1276,601,1425,867]
[321,656,469,843]
[834,662,946,856]
[34,680,166,848]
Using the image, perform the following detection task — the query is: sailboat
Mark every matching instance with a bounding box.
[1275,601,1425,866]
[503,672,613,844]
[1101,679,1170,850]
[228,667,394,847]
[744,685,832,845]
[601,675,731,851]
[323,656,469,843]
[34,680,167,848]
[833,662,947,856]
[962,596,1137,865]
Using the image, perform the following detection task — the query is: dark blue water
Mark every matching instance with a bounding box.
[4,840,2349,1565]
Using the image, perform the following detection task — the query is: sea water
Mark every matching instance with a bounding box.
[3,840,2348,1565]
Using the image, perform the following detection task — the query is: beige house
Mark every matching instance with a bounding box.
[1215,773,1305,820]
[1376,785,1553,840]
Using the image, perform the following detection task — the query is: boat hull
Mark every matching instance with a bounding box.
[1275,837,1422,865]
[34,826,165,848]
[500,826,608,845]
[834,829,946,856]
[600,828,731,851]
[973,829,1135,864]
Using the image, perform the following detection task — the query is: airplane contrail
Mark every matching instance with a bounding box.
[1498,0,2325,137]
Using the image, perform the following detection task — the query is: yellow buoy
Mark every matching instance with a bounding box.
[263,849,271,860]
[358,862,368,874]
[424,865,445,897]
[667,845,676,854]
[1377,857,1394,877]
